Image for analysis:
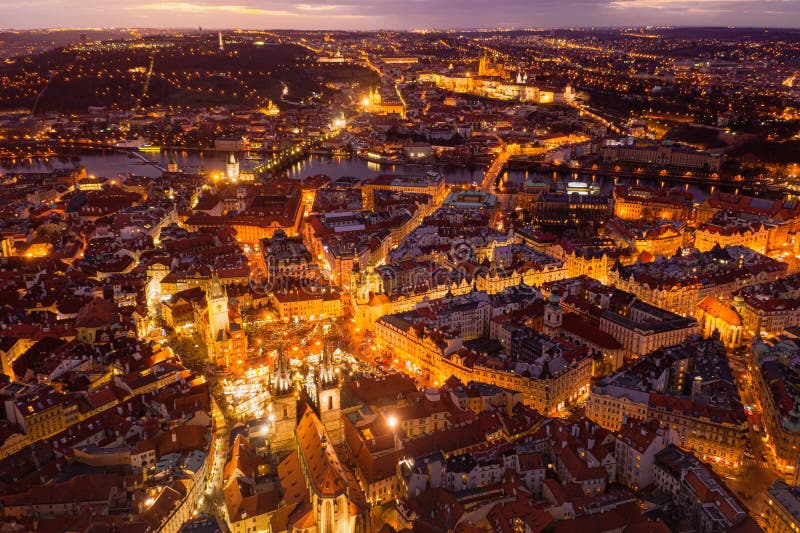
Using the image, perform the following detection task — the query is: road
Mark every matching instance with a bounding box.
[201,395,230,518]
[725,346,779,524]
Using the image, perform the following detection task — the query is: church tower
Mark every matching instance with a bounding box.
[543,293,563,338]
[351,250,382,305]
[226,152,239,181]
[479,53,489,77]
[317,335,343,445]
[206,274,233,367]
[270,341,298,453]
[207,274,229,340]
[369,87,382,107]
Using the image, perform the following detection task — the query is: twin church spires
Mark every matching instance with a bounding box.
[270,331,339,397]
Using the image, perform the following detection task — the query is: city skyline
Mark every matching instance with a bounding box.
[0,20,798,533]
[2,0,800,30]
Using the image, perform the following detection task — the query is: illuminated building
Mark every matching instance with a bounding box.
[516,181,551,211]
[612,185,694,223]
[588,336,748,469]
[475,244,568,293]
[602,141,722,172]
[375,315,592,415]
[653,445,756,531]
[226,152,239,181]
[695,214,770,255]
[261,229,314,279]
[696,193,800,251]
[597,298,698,358]
[202,274,247,368]
[419,56,573,104]
[615,417,675,491]
[269,286,342,321]
[0,338,34,378]
[540,293,625,375]
[561,243,629,284]
[735,275,800,337]
[764,480,800,533]
[361,173,446,210]
[533,193,613,230]
[751,335,800,484]
[161,286,205,331]
[695,295,744,349]
[443,189,498,214]
[303,211,401,286]
[184,187,304,246]
[363,86,404,116]
[478,53,507,78]
[608,245,787,317]
[269,342,298,454]
[0,235,13,256]
[350,260,390,331]
[222,435,275,533]
[293,407,369,533]
[403,142,431,160]
[605,219,686,259]
[316,336,343,446]
[214,137,246,151]
[3,384,78,441]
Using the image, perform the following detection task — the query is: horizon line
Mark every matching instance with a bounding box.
[3,25,800,32]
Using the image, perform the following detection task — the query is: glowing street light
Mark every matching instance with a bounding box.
[387,415,398,429]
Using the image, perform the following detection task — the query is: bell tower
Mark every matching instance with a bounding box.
[543,293,563,337]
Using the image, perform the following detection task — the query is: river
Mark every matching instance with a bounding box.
[0,150,712,199]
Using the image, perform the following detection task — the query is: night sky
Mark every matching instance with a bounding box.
[2,0,799,29]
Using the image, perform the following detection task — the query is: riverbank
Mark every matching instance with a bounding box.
[0,149,757,200]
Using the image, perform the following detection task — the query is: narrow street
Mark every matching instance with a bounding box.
[726,345,780,523]
[202,395,230,519]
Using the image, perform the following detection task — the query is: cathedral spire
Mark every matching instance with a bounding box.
[277,339,286,373]
[318,332,337,388]
[273,340,293,396]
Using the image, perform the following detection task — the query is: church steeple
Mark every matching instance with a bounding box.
[318,333,337,389]
[273,340,294,396]
[315,330,343,445]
